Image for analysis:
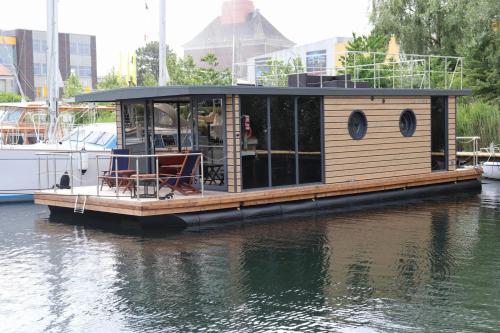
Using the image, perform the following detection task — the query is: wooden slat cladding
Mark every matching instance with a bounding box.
[448,96,456,170]
[226,95,241,193]
[115,102,123,148]
[324,96,431,184]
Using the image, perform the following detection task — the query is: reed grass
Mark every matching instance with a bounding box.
[457,101,500,150]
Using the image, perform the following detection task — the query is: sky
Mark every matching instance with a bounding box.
[0,0,372,76]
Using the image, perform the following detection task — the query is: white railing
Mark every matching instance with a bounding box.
[38,151,205,200]
[235,51,463,89]
[457,136,480,167]
[95,152,204,200]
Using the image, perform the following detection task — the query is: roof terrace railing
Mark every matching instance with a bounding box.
[234,51,464,89]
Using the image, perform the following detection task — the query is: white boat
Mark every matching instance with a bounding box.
[482,162,500,180]
[0,123,116,203]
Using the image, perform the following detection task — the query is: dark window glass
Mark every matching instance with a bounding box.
[241,96,269,189]
[400,109,417,137]
[271,96,296,186]
[348,110,367,140]
[431,96,448,171]
[298,96,321,183]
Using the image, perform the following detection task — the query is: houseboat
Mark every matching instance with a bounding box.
[34,84,482,226]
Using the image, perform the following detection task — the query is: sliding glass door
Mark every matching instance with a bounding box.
[241,95,323,190]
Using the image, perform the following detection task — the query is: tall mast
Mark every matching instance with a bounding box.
[158,0,169,85]
[46,0,59,142]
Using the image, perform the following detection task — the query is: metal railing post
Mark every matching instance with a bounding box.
[70,152,73,195]
[200,152,204,197]
[373,53,376,88]
[136,157,140,201]
[96,155,100,197]
[115,155,118,197]
[46,156,49,190]
[156,156,160,200]
[444,56,448,88]
[53,155,56,193]
[37,156,41,190]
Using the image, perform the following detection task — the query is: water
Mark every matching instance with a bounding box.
[1,181,500,333]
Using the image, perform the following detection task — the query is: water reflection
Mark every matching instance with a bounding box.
[2,182,500,332]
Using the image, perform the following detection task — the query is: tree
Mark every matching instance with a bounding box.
[370,0,499,104]
[136,41,173,86]
[339,34,392,88]
[63,74,83,98]
[97,68,128,90]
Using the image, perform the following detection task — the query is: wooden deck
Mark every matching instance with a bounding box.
[34,168,482,217]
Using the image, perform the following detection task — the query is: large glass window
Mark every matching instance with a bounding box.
[241,95,323,190]
[271,96,296,186]
[123,103,146,154]
[298,97,322,183]
[195,97,225,188]
[306,50,327,73]
[241,96,269,189]
[431,96,448,171]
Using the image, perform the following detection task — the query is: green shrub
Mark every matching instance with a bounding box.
[0,92,22,103]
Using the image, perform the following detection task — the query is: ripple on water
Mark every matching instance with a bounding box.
[1,183,500,332]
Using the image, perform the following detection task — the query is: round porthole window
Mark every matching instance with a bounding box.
[399,109,417,137]
[348,110,367,140]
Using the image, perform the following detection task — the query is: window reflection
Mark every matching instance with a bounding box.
[241,95,323,190]
[196,98,225,187]
[241,96,269,189]
[298,97,322,183]
[431,97,448,171]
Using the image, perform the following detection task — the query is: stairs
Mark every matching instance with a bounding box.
[74,194,87,214]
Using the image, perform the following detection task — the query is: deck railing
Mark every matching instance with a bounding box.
[37,151,205,200]
[94,152,204,200]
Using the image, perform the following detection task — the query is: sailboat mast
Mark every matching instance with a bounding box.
[46,0,59,142]
[158,0,169,85]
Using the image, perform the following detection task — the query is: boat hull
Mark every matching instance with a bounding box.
[483,162,500,180]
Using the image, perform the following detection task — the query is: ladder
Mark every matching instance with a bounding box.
[74,194,87,214]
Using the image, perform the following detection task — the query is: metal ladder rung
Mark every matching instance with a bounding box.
[74,194,87,214]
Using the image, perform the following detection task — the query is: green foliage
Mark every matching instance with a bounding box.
[95,110,116,123]
[464,28,500,106]
[457,100,500,149]
[63,74,83,98]
[135,41,231,86]
[0,92,22,102]
[258,57,304,86]
[167,53,231,86]
[340,34,392,87]
[136,41,166,86]
[142,72,158,86]
[97,68,128,90]
[370,0,500,104]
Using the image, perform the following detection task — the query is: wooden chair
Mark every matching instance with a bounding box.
[159,152,201,195]
[100,149,136,192]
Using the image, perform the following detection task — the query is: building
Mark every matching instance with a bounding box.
[0,64,16,93]
[0,29,97,101]
[183,0,295,70]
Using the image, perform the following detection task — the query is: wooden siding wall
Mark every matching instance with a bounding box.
[324,96,432,183]
[226,95,241,193]
[448,96,456,171]
[115,102,123,148]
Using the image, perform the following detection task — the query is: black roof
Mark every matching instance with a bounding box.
[183,11,294,50]
[75,86,472,102]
